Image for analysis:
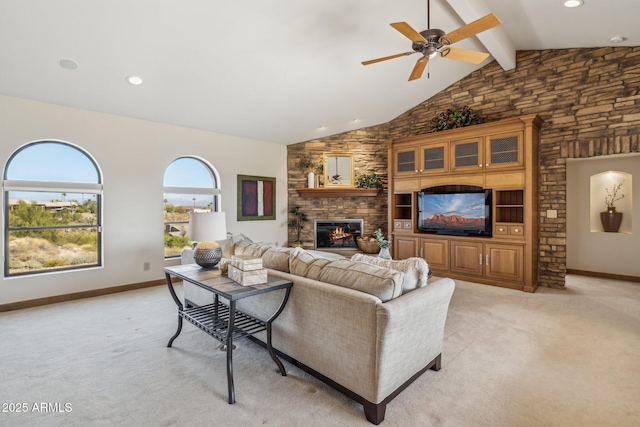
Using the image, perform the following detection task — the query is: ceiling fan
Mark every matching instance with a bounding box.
[362,1,502,81]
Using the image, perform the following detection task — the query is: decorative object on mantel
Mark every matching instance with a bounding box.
[374,228,392,260]
[297,155,318,189]
[427,105,485,133]
[600,180,628,232]
[189,211,227,268]
[355,172,383,189]
[288,206,308,247]
[324,153,354,187]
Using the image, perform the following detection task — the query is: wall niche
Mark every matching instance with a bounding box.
[590,171,633,234]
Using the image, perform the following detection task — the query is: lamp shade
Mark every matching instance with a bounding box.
[189,211,227,242]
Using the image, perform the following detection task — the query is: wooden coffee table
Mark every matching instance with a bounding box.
[164,264,292,404]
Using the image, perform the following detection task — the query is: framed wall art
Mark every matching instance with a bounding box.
[237,174,276,221]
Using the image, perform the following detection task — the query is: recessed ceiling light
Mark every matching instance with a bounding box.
[352,118,361,123]
[58,58,79,70]
[563,0,583,8]
[610,36,625,43]
[318,125,327,131]
[126,75,143,85]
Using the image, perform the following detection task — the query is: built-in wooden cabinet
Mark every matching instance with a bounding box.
[420,238,450,271]
[388,115,543,292]
[394,236,419,260]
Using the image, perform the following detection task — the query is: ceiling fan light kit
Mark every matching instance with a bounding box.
[362,1,501,81]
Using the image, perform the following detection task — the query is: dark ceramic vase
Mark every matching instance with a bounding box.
[600,206,623,232]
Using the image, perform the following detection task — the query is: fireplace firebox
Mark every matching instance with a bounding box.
[314,219,364,251]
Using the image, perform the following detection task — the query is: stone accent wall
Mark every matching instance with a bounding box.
[288,47,640,288]
[286,126,391,246]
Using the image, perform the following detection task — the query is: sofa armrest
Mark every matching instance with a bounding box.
[374,277,455,402]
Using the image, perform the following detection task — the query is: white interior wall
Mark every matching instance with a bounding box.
[566,154,640,277]
[0,95,288,305]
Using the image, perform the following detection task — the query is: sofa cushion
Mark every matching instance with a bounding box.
[234,240,272,258]
[262,246,292,273]
[290,248,403,302]
[289,248,334,278]
[351,254,431,294]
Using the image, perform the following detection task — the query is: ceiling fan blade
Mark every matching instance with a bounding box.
[443,13,501,44]
[362,51,416,65]
[444,47,490,64]
[390,22,427,43]
[408,57,428,81]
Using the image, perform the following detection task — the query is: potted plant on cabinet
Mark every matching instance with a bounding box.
[288,206,308,247]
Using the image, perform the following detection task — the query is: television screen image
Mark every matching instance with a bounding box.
[418,191,491,236]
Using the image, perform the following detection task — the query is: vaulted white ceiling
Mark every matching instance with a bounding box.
[0,0,638,145]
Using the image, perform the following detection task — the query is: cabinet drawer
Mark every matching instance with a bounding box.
[495,224,509,235]
[509,225,524,236]
[402,221,413,230]
[394,220,404,230]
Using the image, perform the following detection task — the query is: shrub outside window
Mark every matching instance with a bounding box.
[164,156,220,258]
[3,141,103,276]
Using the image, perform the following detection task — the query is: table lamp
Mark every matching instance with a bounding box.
[189,211,227,268]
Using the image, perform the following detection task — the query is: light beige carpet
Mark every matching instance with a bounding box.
[0,275,638,427]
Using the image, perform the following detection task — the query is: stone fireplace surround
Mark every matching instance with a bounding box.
[314,219,364,251]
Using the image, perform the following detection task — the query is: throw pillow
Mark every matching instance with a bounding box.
[234,240,272,258]
[351,254,431,294]
[262,247,292,273]
[317,259,403,302]
[289,248,333,278]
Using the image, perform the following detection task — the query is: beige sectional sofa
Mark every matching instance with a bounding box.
[183,241,455,424]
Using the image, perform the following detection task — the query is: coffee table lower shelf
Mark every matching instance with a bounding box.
[180,301,267,342]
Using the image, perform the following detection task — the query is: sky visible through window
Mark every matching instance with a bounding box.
[6,142,99,202]
[164,157,216,208]
[6,145,215,208]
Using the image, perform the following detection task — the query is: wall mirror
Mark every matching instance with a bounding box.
[324,153,354,187]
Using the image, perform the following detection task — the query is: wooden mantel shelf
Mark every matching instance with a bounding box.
[297,188,381,197]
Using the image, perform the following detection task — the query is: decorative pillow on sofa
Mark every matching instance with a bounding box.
[289,248,404,302]
[351,254,431,294]
[234,240,273,258]
[262,246,292,273]
[289,248,334,278]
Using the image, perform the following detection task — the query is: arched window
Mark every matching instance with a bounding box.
[3,141,103,276]
[163,156,220,258]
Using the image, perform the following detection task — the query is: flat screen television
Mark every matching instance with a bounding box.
[418,189,492,237]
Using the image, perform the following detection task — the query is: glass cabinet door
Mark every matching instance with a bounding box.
[485,132,523,169]
[394,147,418,176]
[451,138,483,172]
[420,143,448,174]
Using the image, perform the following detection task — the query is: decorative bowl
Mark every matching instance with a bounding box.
[356,236,380,254]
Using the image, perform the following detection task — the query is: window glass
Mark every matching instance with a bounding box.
[163,157,220,258]
[3,141,102,276]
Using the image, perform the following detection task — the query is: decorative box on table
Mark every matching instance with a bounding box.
[229,255,267,286]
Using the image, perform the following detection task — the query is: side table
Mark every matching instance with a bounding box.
[164,264,292,404]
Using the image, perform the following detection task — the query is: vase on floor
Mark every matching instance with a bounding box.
[600,206,623,232]
[378,247,392,260]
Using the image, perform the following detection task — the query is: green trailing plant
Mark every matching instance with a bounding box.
[288,206,309,243]
[355,172,383,189]
[373,228,391,249]
[427,105,485,133]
